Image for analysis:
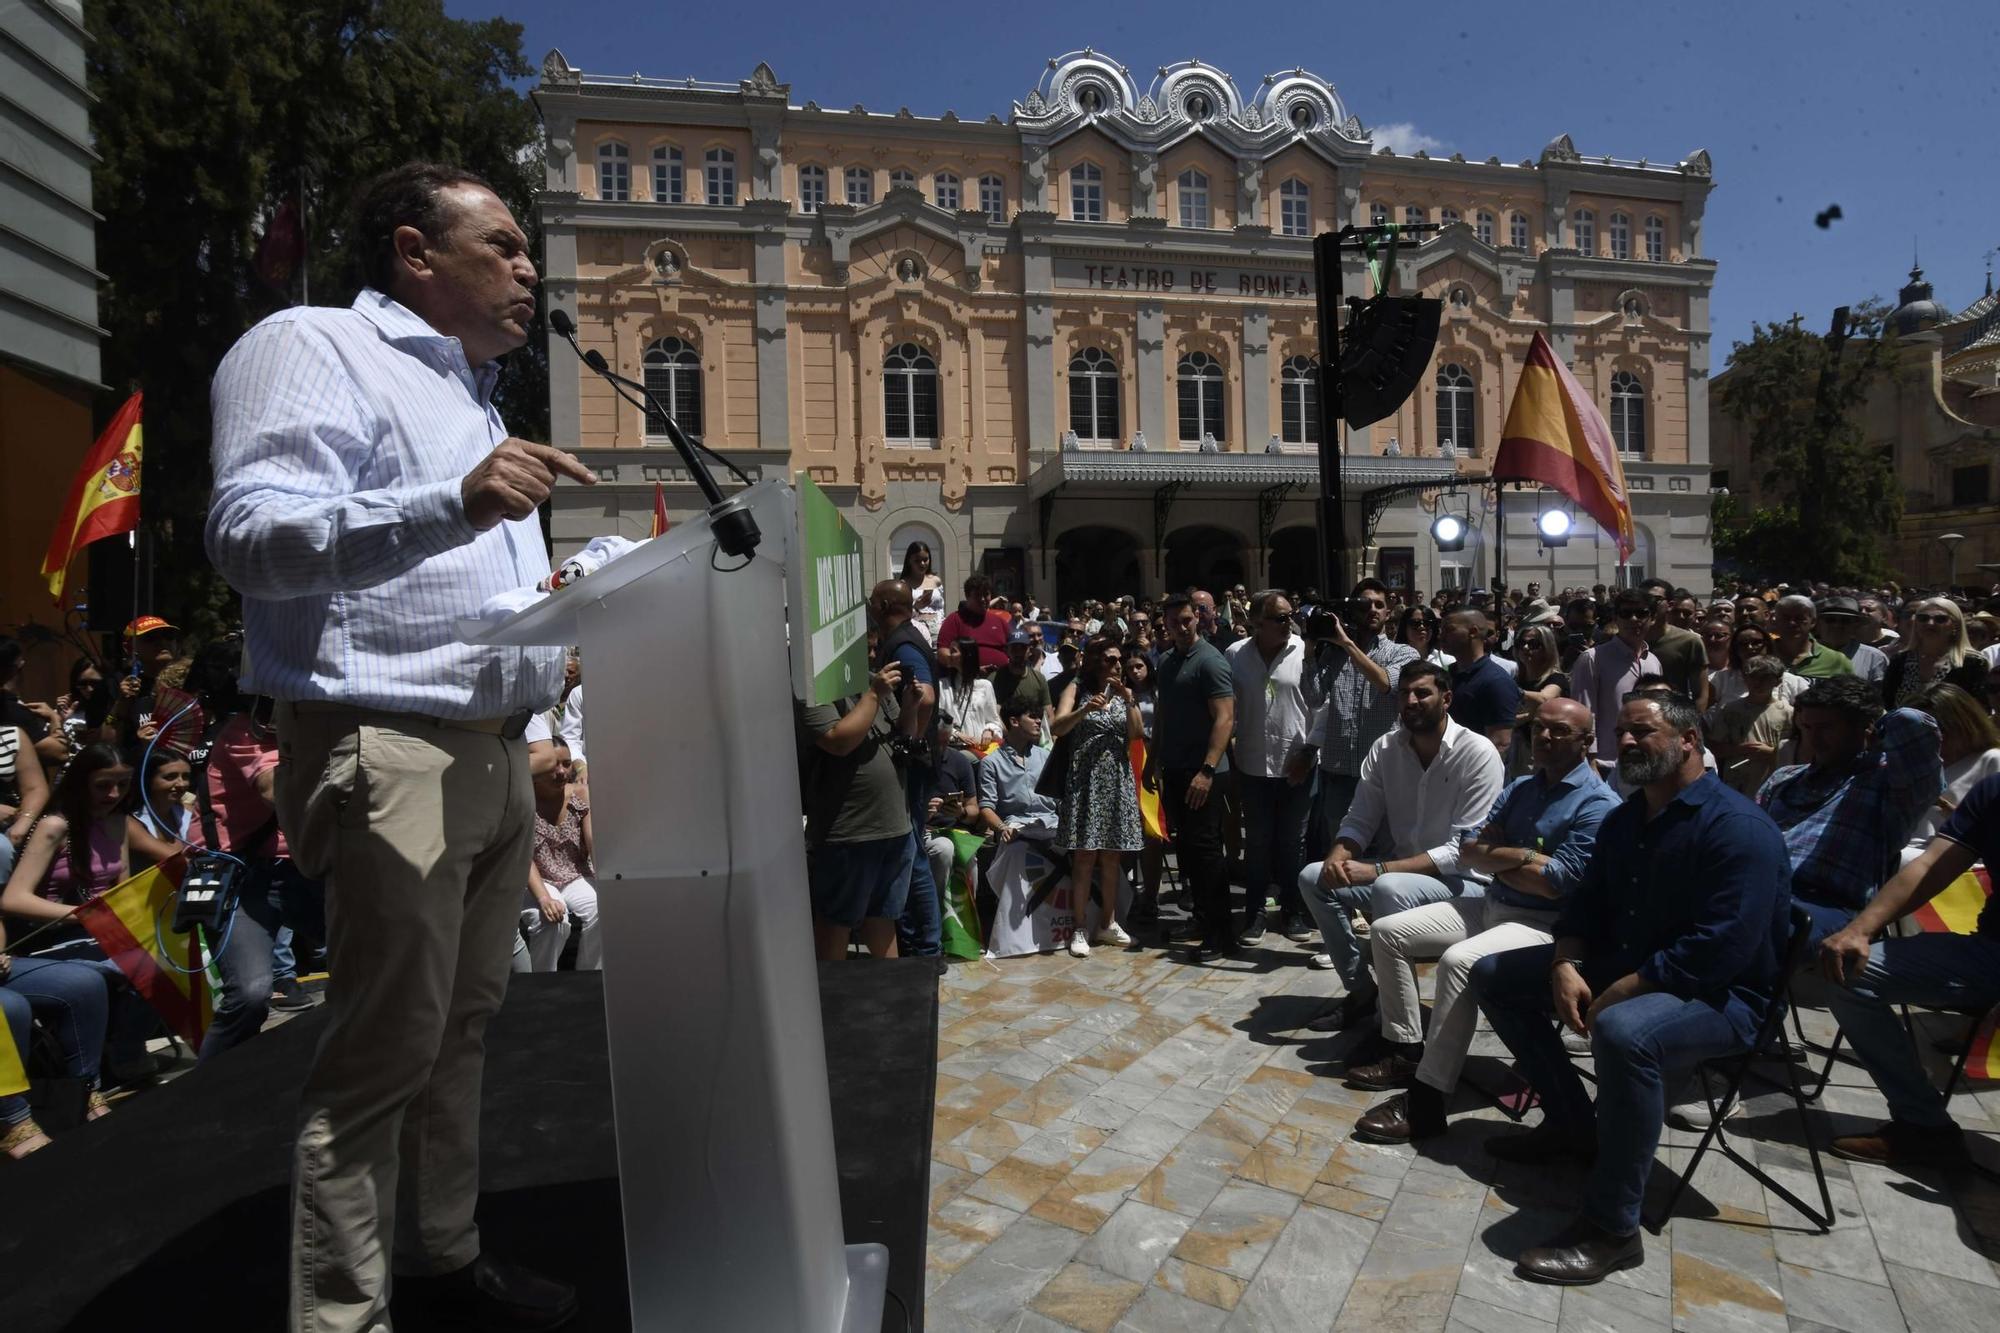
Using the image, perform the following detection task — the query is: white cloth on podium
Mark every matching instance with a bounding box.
[457,535,648,639]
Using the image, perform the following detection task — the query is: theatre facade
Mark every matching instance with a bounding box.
[534,51,1721,604]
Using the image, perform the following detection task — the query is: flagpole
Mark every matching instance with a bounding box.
[299,167,310,306]
[1492,482,1506,600]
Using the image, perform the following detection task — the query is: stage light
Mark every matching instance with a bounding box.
[1536,508,1572,547]
[1432,512,1466,551]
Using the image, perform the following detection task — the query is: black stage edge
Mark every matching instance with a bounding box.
[0,961,939,1332]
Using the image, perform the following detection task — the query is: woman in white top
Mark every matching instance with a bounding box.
[1709,623,1810,712]
[935,638,1002,752]
[0,723,50,884]
[1906,681,2000,854]
[900,541,947,645]
[131,747,195,850]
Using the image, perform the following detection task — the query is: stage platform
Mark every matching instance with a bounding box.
[0,961,939,1332]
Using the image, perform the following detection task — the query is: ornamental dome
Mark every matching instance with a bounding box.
[1888,265,1951,335]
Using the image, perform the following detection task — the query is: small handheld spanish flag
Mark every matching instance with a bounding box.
[0,1015,27,1100]
[43,391,144,603]
[74,856,214,1052]
[650,482,670,539]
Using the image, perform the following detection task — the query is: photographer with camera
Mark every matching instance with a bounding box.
[870,579,945,961]
[1302,580,1419,873]
[798,654,913,962]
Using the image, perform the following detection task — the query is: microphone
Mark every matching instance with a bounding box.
[544,304,760,559]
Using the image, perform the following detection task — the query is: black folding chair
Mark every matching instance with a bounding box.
[1649,904,1835,1235]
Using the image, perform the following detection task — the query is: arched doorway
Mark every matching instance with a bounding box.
[1267,527,1321,597]
[887,520,945,586]
[1053,526,1143,613]
[1165,525,1246,595]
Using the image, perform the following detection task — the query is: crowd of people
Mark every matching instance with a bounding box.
[801,554,2000,1283]
[0,623,599,1163]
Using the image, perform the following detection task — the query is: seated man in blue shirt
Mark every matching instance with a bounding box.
[1818,772,2000,1168]
[1351,697,1620,1144]
[1757,677,1941,949]
[976,697,1059,843]
[1469,692,1792,1285]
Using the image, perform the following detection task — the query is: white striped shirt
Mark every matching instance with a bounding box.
[205,290,563,718]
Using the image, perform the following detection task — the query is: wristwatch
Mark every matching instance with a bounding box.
[1197,762,1216,777]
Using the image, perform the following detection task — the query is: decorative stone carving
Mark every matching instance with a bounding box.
[653,249,681,279]
[744,61,780,94]
[896,256,923,283]
[1682,148,1713,178]
[540,48,579,86]
[1131,150,1158,215]
[1384,436,1402,457]
[1343,114,1365,139]
[1199,432,1219,453]
[1136,94,1157,120]
[1024,89,1045,113]
[1061,430,1079,451]
[1266,434,1283,454]
[1542,133,1581,164]
[1131,431,1149,452]
[1023,146,1048,210]
[1237,159,1263,219]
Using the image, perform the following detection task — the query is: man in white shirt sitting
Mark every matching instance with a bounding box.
[1294,660,1506,1034]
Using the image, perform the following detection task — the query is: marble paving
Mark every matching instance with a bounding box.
[922,923,2000,1332]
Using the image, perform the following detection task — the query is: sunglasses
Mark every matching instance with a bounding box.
[1913,613,1954,626]
[1615,609,1647,620]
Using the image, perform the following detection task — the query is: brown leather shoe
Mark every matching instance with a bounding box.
[1517,1219,1644,1285]
[1346,1052,1421,1092]
[1829,1119,1970,1168]
[1354,1087,1448,1145]
[1487,1120,1596,1164]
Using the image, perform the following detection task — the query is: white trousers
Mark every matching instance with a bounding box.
[1371,897,1559,1093]
[520,877,603,971]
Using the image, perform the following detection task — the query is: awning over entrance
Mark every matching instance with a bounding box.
[1025,450,1459,498]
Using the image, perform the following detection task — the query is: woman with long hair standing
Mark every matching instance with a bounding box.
[1050,636,1142,957]
[900,541,947,645]
[1396,605,1453,668]
[1885,597,1989,706]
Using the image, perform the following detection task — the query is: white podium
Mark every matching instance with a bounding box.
[463,479,887,1332]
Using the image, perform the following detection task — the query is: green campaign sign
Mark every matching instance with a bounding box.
[797,473,870,705]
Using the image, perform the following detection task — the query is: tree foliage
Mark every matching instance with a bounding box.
[89,0,545,640]
[1711,302,1900,586]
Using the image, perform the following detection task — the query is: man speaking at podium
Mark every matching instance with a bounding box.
[206,162,596,1332]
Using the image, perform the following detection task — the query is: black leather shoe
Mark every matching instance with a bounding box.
[1306,993,1377,1033]
[1281,912,1315,943]
[1237,914,1268,946]
[1346,1051,1421,1092]
[1516,1219,1644,1286]
[1487,1121,1596,1165]
[1354,1086,1448,1145]
[1186,939,1231,964]
[397,1254,578,1329]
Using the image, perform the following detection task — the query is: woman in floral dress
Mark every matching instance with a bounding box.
[1051,635,1143,957]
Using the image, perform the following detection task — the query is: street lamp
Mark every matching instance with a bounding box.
[1535,507,1572,548]
[1939,532,1967,590]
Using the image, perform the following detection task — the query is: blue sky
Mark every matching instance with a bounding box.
[454,0,2000,364]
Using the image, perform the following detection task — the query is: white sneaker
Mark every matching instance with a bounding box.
[1308,952,1337,971]
[1095,922,1133,947]
[1068,934,1092,958]
[1667,1073,1743,1132]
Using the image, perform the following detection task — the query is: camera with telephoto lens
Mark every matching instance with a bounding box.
[172,853,243,934]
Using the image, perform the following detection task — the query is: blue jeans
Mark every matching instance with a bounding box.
[27,937,158,1067]
[1238,774,1311,923]
[898,767,941,957]
[1472,943,1757,1236]
[810,835,915,928]
[1296,866,1475,995]
[201,859,327,1064]
[1795,898,1855,953]
[1827,932,2000,1130]
[1,956,113,1123]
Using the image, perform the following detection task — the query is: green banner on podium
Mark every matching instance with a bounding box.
[797,473,869,705]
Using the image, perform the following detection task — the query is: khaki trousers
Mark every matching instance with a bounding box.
[1370,896,1559,1095]
[273,704,534,1333]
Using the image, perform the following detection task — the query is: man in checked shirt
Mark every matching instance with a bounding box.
[207,163,596,1332]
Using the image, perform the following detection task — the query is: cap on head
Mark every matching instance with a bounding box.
[125,615,178,641]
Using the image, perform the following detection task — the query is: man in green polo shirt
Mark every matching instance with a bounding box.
[1772,594,1855,680]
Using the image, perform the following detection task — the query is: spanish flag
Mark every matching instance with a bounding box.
[650,481,670,539]
[74,856,214,1051]
[42,391,144,603]
[1910,866,1990,936]
[1961,1003,2000,1082]
[0,1019,26,1100]
[1130,738,1168,842]
[1494,333,1634,558]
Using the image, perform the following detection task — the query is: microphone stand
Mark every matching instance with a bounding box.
[548,309,761,559]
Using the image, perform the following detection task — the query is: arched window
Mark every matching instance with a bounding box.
[1435,363,1476,454]
[889,168,916,191]
[1371,202,1389,227]
[1572,208,1595,254]
[1610,371,1646,455]
[1070,162,1104,222]
[844,166,873,206]
[1608,212,1631,260]
[1279,179,1310,237]
[934,172,961,211]
[704,148,735,206]
[1280,355,1319,445]
[979,174,1006,222]
[1177,169,1210,229]
[883,342,939,444]
[1067,347,1120,444]
[1509,212,1529,249]
[1475,210,1496,246]
[1176,350,1226,445]
[651,146,683,203]
[643,337,702,438]
[796,164,826,213]
[1644,214,1666,262]
[1440,207,1462,228]
[1403,204,1425,228]
[597,142,630,201]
